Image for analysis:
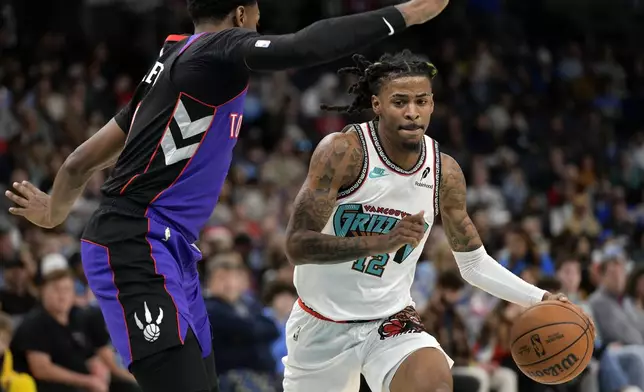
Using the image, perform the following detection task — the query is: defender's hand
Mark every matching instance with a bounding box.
[377,211,425,253]
[396,0,449,26]
[5,181,55,228]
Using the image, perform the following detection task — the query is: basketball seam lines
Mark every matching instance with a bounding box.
[512,304,592,367]
[511,302,592,347]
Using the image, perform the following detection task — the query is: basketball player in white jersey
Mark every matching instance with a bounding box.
[283,51,576,392]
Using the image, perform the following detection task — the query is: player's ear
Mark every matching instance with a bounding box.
[372,95,381,115]
[233,6,246,27]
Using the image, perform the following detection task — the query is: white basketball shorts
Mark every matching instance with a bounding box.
[282,300,454,392]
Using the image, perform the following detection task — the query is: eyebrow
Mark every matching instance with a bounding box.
[391,93,432,98]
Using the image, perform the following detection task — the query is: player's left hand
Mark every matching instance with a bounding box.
[542,292,569,302]
[5,181,55,228]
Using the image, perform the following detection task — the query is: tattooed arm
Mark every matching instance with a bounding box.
[438,154,549,306]
[285,130,425,265]
[285,130,376,265]
[438,154,483,252]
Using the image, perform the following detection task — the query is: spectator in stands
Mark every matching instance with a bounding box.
[422,270,484,392]
[205,256,279,392]
[589,250,644,389]
[262,282,297,380]
[564,193,602,238]
[499,226,555,277]
[10,270,110,392]
[83,306,141,392]
[0,311,36,392]
[471,302,519,392]
[0,259,36,318]
[625,266,644,332]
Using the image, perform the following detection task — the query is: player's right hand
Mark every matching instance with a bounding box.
[84,375,109,392]
[5,181,55,229]
[377,211,426,253]
[396,0,449,26]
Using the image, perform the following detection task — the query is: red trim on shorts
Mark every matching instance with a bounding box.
[80,239,134,363]
[297,298,378,324]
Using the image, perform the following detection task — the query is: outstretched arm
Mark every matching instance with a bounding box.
[234,0,449,71]
[439,153,548,307]
[6,119,125,228]
[285,131,378,265]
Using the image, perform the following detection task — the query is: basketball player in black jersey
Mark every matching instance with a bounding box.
[6,1,450,391]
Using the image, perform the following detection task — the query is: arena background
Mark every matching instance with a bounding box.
[1,0,644,391]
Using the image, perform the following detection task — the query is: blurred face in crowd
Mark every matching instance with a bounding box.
[506,232,528,259]
[208,264,248,303]
[602,259,627,295]
[41,274,75,317]
[440,287,462,306]
[520,267,539,285]
[472,210,489,236]
[557,259,581,294]
[271,291,296,321]
[0,233,14,260]
[4,264,29,291]
[372,76,434,152]
[635,274,644,300]
[0,329,9,354]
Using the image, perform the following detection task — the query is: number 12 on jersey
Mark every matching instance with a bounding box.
[351,222,429,278]
[352,254,390,277]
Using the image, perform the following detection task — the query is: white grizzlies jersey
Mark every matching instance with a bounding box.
[294,120,442,321]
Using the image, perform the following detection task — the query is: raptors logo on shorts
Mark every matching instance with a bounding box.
[378,306,426,340]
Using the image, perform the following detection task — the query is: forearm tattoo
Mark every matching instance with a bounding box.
[286,132,374,264]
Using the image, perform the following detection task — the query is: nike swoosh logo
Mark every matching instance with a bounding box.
[382,17,394,36]
[369,172,389,179]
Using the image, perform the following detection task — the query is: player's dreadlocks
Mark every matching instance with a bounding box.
[187,0,257,23]
[321,50,438,114]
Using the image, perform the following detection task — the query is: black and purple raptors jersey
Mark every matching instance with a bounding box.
[101,31,256,242]
[98,7,407,243]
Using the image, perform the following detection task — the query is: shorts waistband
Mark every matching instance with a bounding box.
[297,298,379,324]
[99,197,147,216]
[98,197,197,243]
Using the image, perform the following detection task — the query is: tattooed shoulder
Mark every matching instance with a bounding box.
[287,130,364,234]
[439,153,467,211]
[438,153,482,252]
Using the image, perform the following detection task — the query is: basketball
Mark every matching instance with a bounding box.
[510,301,594,385]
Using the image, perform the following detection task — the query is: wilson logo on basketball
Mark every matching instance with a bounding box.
[527,353,579,379]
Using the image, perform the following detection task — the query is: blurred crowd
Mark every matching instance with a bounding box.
[1,0,644,391]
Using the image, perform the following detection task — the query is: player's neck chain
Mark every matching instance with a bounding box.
[368,120,426,175]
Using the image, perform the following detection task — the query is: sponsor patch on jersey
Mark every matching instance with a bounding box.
[254,40,271,48]
[415,166,433,189]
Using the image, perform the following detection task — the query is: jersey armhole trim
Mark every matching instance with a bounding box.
[338,124,369,199]
[433,140,441,216]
